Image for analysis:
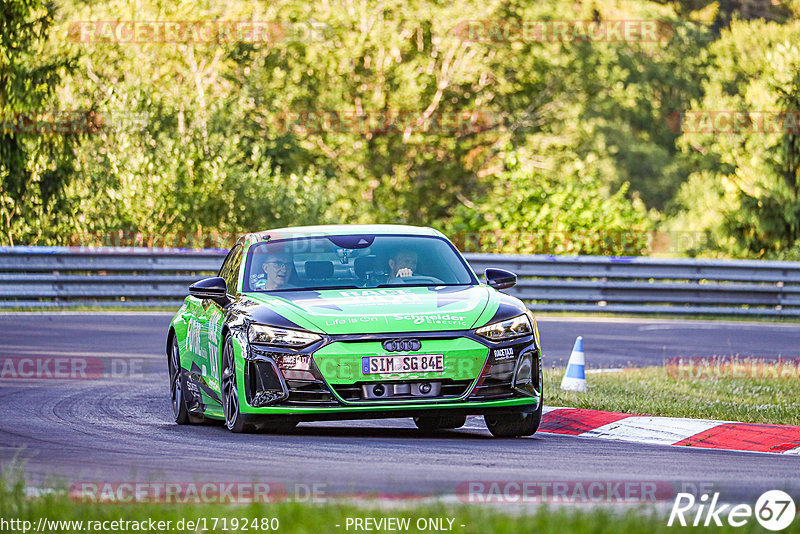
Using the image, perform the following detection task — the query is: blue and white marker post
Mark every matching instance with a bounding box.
[560,336,587,392]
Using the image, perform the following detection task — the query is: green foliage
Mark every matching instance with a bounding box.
[666,20,800,258]
[723,72,800,257]
[548,7,713,210]
[0,0,79,245]
[2,0,799,256]
[447,149,653,254]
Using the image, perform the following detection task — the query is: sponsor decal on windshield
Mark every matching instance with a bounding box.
[333,289,424,306]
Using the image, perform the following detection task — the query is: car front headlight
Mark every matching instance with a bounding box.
[248,324,322,348]
[475,314,533,342]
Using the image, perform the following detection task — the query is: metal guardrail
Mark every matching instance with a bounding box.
[2,247,800,316]
[0,247,224,309]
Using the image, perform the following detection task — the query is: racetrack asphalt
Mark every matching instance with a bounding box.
[0,312,797,504]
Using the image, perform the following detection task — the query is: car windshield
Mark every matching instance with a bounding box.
[243,234,477,292]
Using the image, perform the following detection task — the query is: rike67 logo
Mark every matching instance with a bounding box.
[668,490,796,531]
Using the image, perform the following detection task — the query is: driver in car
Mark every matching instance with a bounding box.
[389,249,418,279]
[251,253,297,290]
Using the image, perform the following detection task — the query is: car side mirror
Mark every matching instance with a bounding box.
[189,277,230,306]
[485,268,517,290]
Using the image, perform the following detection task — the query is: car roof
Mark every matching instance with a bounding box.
[242,224,444,244]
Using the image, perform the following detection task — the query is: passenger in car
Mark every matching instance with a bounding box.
[389,249,418,279]
[252,253,297,290]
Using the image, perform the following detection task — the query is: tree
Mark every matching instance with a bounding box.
[13,0,776,255]
[723,72,800,256]
[446,149,653,255]
[667,19,800,258]
[0,0,79,244]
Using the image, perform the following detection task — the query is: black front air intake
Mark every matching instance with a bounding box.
[469,359,515,400]
[331,379,472,402]
[512,350,540,398]
[471,349,540,400]
[244,360,289,407]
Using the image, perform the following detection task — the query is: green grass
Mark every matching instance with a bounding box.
[0,476,779,534]
[544,366,800,425]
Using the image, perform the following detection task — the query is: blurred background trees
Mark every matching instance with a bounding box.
[2,0,800,256]
[1,0,80,245]
[666,18,800,258]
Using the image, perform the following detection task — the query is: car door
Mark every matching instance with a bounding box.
[198,243,243,399]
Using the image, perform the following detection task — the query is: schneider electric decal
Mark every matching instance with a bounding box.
[392,313,469,327]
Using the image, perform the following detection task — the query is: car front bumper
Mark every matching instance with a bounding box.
[236,331,542,417]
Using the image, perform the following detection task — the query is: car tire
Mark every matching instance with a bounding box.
[484,403,542,438]
[169,335,193,425]
[221,335,257,433]
[413,414,467,432]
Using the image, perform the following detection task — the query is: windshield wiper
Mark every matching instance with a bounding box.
[252,285,362,292]
[297,285,362,291]
[373,283,469,289]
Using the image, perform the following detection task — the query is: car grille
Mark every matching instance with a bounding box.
[284,378,338,406]
[470,360,517,400]
[331,379,473,402]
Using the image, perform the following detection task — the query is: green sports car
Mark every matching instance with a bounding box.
[167,225,543,437]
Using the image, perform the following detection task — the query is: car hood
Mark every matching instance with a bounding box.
[240,285,500,334]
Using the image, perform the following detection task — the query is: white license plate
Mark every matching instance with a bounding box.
[362,354,444,375]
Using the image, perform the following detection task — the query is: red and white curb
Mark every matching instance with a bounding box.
[540,407,800,455]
